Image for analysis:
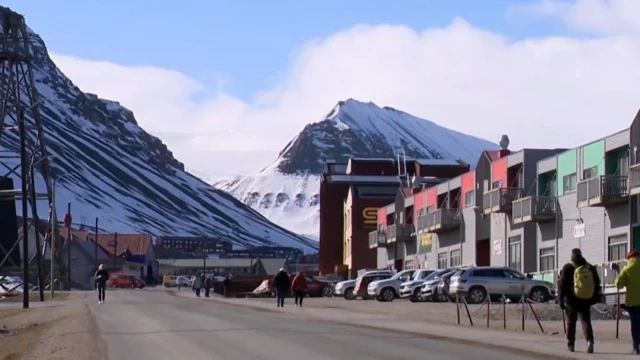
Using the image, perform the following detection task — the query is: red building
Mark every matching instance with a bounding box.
[319,157,469,275]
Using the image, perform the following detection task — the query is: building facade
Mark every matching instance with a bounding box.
[319,157,469,274]
[157,236,232,255]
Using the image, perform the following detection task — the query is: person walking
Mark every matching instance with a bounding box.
[558,248,601,353]
[291,272,308,307]
[193,273,202,297]
[614,250,640,354]
[272,268,290,308]
[94,264,109,305]
[222,275,231,298]
[204,275,213,298]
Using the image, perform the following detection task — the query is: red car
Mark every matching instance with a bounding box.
[107,273,145,289]
[268,274,332,297]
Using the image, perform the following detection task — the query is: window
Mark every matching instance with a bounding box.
[583,166,598,180]
[492,180,502,189]
[619,154,629,177]
[608,234,628,262]
[508,236,522,271]
[437,252,448,269]
[547,179,557,196]
[450,249,461,267]
[426,206,434,213]
[470,268,506,278]
[562,173,577,194]
[464,190,475,207]
[503,269,525,280]
[539,248,555,271]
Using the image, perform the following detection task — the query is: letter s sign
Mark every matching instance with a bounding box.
[362,207,378,225]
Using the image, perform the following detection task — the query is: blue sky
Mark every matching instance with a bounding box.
[5,0,640,179]
[7,0,566,100]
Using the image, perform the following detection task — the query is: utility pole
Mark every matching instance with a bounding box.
[94,217,98,270]
[50,178,56,298]
[29,157,44,302]
[112,232,118,270]
[66,203,71,290]
[19,110,29,309]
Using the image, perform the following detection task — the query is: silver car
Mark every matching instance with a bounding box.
[420,269,455,301]
[449,266,556,304]
[367,269,415,302]
[399,269,436,301]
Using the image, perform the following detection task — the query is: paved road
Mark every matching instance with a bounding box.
[90,290,544,360]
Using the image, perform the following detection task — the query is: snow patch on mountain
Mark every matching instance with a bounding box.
[215,99,499,240]
[0,16,317,252]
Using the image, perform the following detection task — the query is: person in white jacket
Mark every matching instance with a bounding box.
[192,274,203,297]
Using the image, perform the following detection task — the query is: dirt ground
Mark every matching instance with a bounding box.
[0,293,107,360]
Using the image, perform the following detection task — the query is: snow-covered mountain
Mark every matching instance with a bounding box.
[0,17,317,252]
[215,99,500,239]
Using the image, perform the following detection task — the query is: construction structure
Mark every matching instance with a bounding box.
[0,6,54,307]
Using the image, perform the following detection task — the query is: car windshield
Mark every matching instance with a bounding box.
[410,271,423,280]
[391,271,410,280]
[424,271,443,281]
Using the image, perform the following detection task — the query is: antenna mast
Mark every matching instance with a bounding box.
[0,7,53,305]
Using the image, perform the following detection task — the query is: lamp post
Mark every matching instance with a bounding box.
[49,171,69,297]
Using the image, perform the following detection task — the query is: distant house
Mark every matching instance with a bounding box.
[157,258,288,276]
[87,233,156,280]
[60,238,111,289]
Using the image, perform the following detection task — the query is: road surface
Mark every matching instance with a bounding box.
[90,290,544,360]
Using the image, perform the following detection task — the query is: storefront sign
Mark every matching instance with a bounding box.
[493,239,502,255]
[363,207,378,227]
[419,234,433,254]
[573,223,586,238]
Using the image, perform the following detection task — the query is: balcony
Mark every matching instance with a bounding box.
[577,175,628,208]
[511,196,556,225]
[630,164,640,196]
[368,230,390,249]
[482,188,523,214]
[385,224,414,243]
[425,208,461,233]
[416,215,429,232]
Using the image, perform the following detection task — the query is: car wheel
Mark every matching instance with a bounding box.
[409,288,423,303]
[322,286,333,298]
[380,288,395,302]
[344,288,356,300]
[467,286,487,304]
[529,287,549,303]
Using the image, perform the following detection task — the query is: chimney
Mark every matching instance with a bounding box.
[498,134,511,158]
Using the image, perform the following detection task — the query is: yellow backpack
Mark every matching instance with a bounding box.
[573,264,595,300]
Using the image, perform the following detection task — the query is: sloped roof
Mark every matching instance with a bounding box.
[67,239,111,261]
[258,258,288,275]
[87,233,152,257]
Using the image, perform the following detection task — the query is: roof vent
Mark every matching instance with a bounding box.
[498,134,510,150]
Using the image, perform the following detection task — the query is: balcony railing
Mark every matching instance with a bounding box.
[416,215,429,231]
[368,230,389,249]
[511,196,556,225]
[386,224,396,243]
[576,175,628,208]
[397,224,415,242]
[426,208,461,233]
[482,187,523,214]
[630,164,640,195]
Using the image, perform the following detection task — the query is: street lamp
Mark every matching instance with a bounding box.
[49,170,71,296]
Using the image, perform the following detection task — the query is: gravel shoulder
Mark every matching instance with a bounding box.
[0,297,107,360]
[230,296,629,342]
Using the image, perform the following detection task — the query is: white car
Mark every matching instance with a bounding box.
[367,269,415,302]
[398,269,436,301]
[334,280,356,299]
[420,269,455,301]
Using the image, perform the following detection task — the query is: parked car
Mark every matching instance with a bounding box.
[449,266,555,304]
[399,269,443,302]
[334,280,356,299]
[420,269,455,301]
[353,270,394,300]
[436,269,461,302]
[107,273,145,289]
[367,269,415,302]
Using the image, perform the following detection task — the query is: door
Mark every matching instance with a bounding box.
[501,269,527,297]
[633,226,640,251]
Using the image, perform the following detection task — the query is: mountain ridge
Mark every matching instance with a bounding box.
[215,99,500,239]
[0,18,317,252]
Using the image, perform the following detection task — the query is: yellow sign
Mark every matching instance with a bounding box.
[420,234,432,254]
[363,207,378,225]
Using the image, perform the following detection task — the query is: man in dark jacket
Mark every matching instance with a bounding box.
[272,268,291,307]
[94,264,109,305]
[558,248,601,354]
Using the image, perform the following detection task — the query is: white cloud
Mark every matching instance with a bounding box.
[507,0,640,35]
[50,2,640,178]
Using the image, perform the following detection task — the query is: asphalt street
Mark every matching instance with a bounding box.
[89,289,544,360]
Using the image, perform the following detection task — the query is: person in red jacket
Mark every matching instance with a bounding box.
[291,272,308,307]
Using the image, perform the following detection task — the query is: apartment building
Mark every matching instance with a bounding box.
[370,137,565,274]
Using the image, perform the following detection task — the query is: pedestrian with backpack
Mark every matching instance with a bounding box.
[558,248,601,354]
[614,250,640,354]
